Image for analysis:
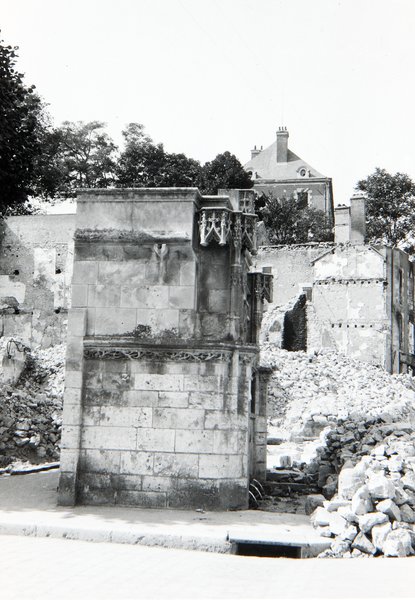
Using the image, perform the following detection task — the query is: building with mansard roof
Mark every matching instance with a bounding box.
[245,127,334,225]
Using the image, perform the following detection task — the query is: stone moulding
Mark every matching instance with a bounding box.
[74,228,190,243]
[83,347,234,363]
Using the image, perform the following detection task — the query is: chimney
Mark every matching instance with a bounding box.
[334,204,351,244]
[276,126,289,163]
[250,145,262,160]
[350,194,366,243]
[334,195,366,244]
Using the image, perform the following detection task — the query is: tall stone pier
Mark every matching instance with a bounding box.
[58,188,272,510]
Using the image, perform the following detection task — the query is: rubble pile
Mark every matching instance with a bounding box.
[260,345,415,440]
[311,435,415,557]
[260,345,415,556]
[0,344,65,467]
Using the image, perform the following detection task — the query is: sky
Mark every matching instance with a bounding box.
[1,0,415,204]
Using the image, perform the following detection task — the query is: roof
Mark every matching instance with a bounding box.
[244,141,328,181]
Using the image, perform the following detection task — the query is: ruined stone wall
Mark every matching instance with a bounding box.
[309,245,388,366]
[255,244,334,306]
[256,243,414,373]
[59,188,267,510]
[0,215,75,347]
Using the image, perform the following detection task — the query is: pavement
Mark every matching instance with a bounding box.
[0,468,330,556]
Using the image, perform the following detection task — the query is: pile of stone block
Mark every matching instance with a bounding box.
[260,346,415,443]
[311,434,415,557]
[0,344,65,466]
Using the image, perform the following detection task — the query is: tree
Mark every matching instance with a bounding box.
[260,194,333,244]
[0,35,46,212]
[31,121,118,198]
[115,123,202,188]
[356,168,415,252]
[200,151,253,195]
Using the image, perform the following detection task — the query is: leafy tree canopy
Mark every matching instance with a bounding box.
[259,193,333,244]
[200,151,253,195]
[0,35,47,213]
[356,168,415,252]
[115,123,201,188]
[34,121,118,198]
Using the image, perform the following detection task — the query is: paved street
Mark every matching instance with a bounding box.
[0,533,414,600]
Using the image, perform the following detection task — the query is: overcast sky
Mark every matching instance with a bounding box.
[1,0,414,204]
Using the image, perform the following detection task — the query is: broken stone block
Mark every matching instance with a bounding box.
[337,505,358,523]
[304,494,325,515]
[401,471,415,493]
[328,512,347,536]
[387,457,403,473]
[331,539,350,555]
[351,531,376,555]
[323,496,349,512]
[367,473,395,500]
[351,485,373,515]
[338,467,365,500]
[311,506,331,527]
[372,521,392,553]
[338,524,358,543]
[394,485,411,506]
[376,499,401,522]
[358,511,389,534]
[316,526,332,538]
[371,444,386,457]
[383,528,414,557]
[322,475,338,499]
[400,504,415,523]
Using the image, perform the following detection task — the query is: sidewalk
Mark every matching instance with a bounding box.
[0,469,330,556]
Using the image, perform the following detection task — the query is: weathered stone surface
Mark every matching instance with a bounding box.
[383,528,414,557]
[324,498,351,513]
[400,503,415,523]
[367,473,395,500]
[401,471,415,493]
[338,467,365,500]
[351,531,376,555]
[371,521,392,552]
[358,511,389,534]
[351,485,373,515]
[331,539,350,555]
[311,507,331,527]
[305,494,325,515]
[338,524,358,542]
[328,512,348,536]
[376,499,401,522]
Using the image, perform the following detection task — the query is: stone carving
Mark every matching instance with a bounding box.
[248,271,273,303]
[199,209,232,247]
[239,352,258,365]
[153,243,169,283]
[198,209,257,252]
[84,346,232,363]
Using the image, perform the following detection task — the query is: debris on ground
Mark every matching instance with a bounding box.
[260,345,415,554]
[0,341,65,468]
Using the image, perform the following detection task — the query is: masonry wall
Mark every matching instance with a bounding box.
[0,215,75,347]
[255,244,334,306]
[75,353,249,509]
[59,188,264,510]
